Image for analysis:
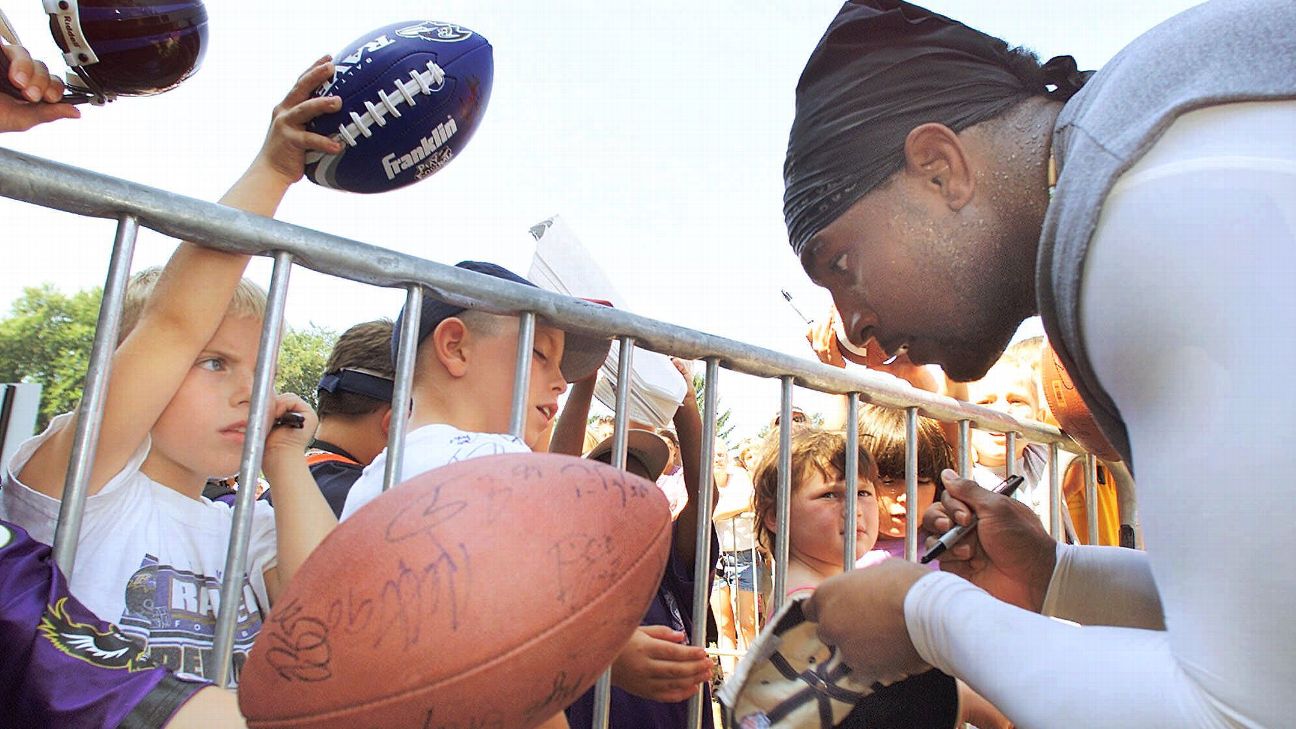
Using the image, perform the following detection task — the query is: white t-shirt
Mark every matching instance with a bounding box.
[339,424,530,521]
[0,413,277,685]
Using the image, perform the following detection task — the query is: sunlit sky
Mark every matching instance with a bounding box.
[0,0,1202,440]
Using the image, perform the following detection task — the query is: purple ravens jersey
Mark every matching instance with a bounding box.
[0,520,208,728]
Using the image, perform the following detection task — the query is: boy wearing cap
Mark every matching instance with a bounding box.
[307,320,396,517]
[339,261,610,521]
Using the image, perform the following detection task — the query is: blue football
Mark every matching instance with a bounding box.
[304,20,493,194]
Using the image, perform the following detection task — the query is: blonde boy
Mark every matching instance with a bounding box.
[338,261,610,520]
[0,58,342,683]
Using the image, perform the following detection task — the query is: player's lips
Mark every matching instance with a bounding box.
[535,403,557,422]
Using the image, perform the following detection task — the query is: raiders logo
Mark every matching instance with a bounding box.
[38,597,156,672]
[396,21,474,43]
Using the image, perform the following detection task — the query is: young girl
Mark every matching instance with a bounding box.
[751,428,884,603]
[752,425,1008,729]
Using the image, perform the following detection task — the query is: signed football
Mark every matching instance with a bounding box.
[304,20,493,193]
[238,453,672,728]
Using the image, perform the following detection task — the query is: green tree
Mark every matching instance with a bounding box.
[692,372,736,447]
[276,324,337,410]
[0,284,103,430]
[0,282,339,429]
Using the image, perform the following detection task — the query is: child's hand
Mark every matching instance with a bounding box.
[263,392,318,456]
[670,357,697,403]
[805,306,848,368]
[610,624,713,703]
[0,44,80,132]
[249,56,344,187]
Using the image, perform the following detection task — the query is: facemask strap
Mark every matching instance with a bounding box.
[43,0,113,104]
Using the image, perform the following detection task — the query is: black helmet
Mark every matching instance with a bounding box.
[45,0,208,103]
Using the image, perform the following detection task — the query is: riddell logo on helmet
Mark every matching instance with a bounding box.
[381,117,459,180]
[60,15,89,52]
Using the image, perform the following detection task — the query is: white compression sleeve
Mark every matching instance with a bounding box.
[905,572,1235,729]
[1042,542,1164,630]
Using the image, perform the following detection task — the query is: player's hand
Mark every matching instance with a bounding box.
[923,469,1057,612]
[670,357,697,401]
[251,55,343,185]
[610,624,713,703]
[803,558,930,682]
[0,45,80,132]
[263,392,319,455]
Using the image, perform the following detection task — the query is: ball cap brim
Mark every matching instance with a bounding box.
[586,429,671,482]
[392,261,612,382]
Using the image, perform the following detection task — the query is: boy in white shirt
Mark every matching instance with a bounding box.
[0,57,342,684]
[340,260,610,519]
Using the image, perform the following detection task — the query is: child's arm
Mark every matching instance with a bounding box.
[669,358,713,569]
[547,372,597,456]
[17,58,342,499]
[259,393,336,603]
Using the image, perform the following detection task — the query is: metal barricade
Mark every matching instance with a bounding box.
[0,146,1101,726]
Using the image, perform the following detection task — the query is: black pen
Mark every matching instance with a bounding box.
[273,412,305,429]
[920,474,1024,564]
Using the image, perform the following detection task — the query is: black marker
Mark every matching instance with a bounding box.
[920,474,1024,564]
[273,412,305,429]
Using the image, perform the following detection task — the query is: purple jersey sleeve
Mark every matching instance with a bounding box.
[0,520,208,729]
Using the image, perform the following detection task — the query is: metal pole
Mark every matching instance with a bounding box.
[905,407,920,562]
[1005,431,1018,478]
[843,392,859,570]
[508,312,536,440]
[772,376,794,613]
[590,336,635,729]
[957,420,972,478]
[383,285,422,490]
[686,358,720,729]
[213,251,292,687]
[1085,453,1099,544]
[51,214,138,575]
[1049,442,1063,538]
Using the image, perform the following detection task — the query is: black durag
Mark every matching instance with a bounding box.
[783,0,1091,254]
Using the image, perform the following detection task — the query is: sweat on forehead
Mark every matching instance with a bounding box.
[782,0,1090,253]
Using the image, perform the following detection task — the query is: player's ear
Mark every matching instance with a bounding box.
[380,406,394,436]
[432,317,471,378]
[903,122,974,211]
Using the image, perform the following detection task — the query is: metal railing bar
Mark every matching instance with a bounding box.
[50,214,138,575]
[0,148,1083,453]
[212,250,293,687]
[383,285,422,491]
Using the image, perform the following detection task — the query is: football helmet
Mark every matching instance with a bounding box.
[44,0,208,104]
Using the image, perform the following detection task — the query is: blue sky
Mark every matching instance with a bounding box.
[0,0,1202,439]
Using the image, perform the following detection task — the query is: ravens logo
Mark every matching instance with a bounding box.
[37,598,156,672]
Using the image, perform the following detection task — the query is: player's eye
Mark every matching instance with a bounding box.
[532,348,548,362]
[197,357,226,372]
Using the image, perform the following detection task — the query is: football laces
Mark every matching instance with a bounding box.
[335,60,447,147]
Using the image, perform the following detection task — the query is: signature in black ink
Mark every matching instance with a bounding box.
[370,544,470,649]
[550,533,622,606]
[264,598,333,682]
[385,483,469,543]
[523,670,587,719]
